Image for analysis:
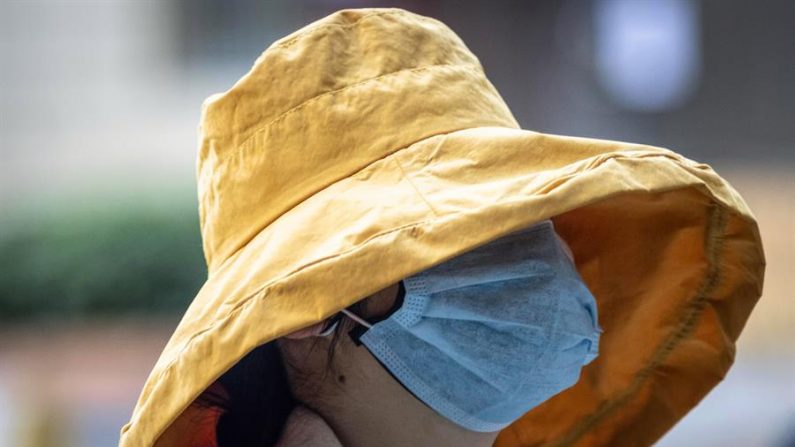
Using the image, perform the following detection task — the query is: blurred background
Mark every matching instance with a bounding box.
[0,0,792,445]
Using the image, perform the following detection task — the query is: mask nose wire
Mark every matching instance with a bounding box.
[340,308,373,329]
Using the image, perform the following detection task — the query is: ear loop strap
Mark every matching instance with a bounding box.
[342,282,421,401]
[317,280,407,338]
[316,313,343,337]
[341,309,373,328]
[346,280,406,346]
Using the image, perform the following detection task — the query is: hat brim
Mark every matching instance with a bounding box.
[121,126,765,446]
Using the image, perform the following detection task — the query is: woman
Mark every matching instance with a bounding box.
[183,218,600,447]
[120,7,765,447]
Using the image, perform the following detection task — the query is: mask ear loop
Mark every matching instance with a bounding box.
[314,308,371,337]
[318,280,405,341]
[315,309,347,337]
[343,308,371,346]
[316,318,340,337]
[340,308,373,329]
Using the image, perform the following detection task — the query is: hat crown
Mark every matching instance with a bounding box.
[196,7,519,273]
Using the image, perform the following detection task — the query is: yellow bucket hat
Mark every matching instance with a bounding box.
[120,7,765,447]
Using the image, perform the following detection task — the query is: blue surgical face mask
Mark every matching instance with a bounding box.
[328,219,602,432]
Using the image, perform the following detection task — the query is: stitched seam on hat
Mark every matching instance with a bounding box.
[270,9,406,51]
[221,63,480,166]
[548,202,728,447]
[393,156,440,217]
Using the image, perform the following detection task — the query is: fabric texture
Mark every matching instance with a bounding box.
[356,218,602,432]
[119,7,766,447]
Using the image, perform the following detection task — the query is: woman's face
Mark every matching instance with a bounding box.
[277,283,500,447]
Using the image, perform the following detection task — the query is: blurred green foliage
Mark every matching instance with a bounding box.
[0,198,207,320]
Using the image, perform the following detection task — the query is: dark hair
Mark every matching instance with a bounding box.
[193,299,369,446]
[192,280,407,446]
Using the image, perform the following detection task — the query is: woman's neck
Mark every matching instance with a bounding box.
[298,340,500,447]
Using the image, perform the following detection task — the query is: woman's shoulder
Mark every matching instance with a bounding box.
[275,405,343,447]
